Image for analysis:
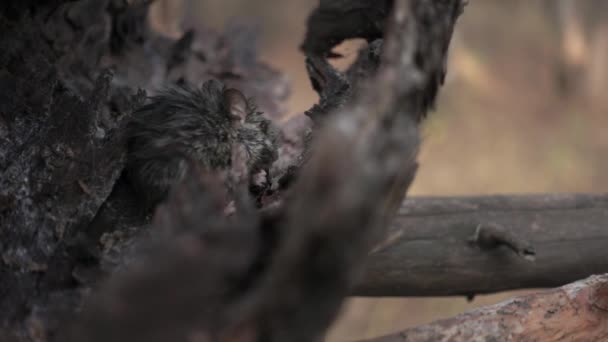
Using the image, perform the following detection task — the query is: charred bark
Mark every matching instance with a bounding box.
[0,0,290,340]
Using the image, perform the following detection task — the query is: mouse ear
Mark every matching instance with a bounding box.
[223,88,248,122]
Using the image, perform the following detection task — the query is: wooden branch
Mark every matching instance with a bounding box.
[241,0,464,340]
[359,273,608,342]
[354,194,608,297]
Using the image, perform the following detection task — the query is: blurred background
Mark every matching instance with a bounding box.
[150,0,608,340]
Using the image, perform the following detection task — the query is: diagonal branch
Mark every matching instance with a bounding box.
[359,274,608,342]
[240,1,465,341]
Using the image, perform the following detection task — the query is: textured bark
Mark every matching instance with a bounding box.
[0,1,290,340]
[360,274,608,342]
[355,194,608,297]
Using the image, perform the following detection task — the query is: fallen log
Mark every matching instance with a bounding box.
[355,194,608,297]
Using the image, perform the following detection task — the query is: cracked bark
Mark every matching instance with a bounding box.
[359,274,608,342]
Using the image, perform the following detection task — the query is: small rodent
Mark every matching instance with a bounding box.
[126,79,278,208]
